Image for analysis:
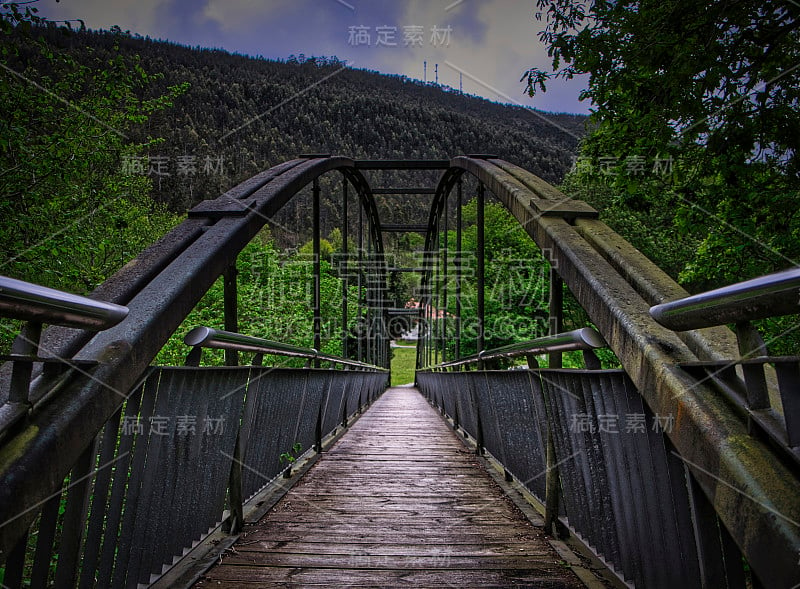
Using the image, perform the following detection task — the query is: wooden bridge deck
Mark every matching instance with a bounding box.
[195,387,586,587]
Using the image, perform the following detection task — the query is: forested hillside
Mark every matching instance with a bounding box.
[0,17,585,356]
[41,26,585,213]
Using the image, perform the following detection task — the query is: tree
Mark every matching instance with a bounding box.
[523,1,800,288]
[0,4,187,286]
[0,3,184,351]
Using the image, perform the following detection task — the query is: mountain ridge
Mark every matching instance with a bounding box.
[38,26,586,212]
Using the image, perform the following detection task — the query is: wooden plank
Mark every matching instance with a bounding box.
[235,540,553,556]
[219,552,569,569]
[199,566,580,587]
[195,387,584,588]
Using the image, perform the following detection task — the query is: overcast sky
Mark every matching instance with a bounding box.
[38,0,590,114]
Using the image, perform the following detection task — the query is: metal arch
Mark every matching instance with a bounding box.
[429,155,800,587]
[0,156,387,555]
[416,167,465,370]
[340,166,385,257]
[339,166,390,368]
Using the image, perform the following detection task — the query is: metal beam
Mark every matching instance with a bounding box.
[371,188,437,195]
[312,177,321,366]
[341,176,349,357]
[0,276,128,331]
[380,224,429,233]
[223,265,238,367]
[354,160,450,170]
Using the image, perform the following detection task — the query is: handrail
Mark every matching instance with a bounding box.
[650,267,800,331]
[421,328,606,370]
[0,275,129,330]
[184,326,387,371]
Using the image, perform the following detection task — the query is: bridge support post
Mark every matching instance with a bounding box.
[735,321,770,412]
[313,177,321,367]
[442,192,448,363]
[224,432,244,535]
[548,267,563,369]
[9,322,41,404]
[357,200,363,363]
[223,265,238,367]
[434,227,440,366]
[477,182,485,362]
[341,176,349,357]
[544,424,563,537]
[455,177,462,359]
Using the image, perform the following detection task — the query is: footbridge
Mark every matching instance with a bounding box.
[0,156,798,587]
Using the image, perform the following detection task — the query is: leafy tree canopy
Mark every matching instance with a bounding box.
[523,0,800,288]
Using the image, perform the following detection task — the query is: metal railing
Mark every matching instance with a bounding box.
[421,328,606,371]
[650,266,800,331]
[651,267,800,457]
[0,275,129,330]
[184,326,386,370]
[417,366,721,589]
[0,276,129,436]
[0,286,388,588]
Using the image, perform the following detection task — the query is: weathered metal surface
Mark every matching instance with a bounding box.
[496,160,742,366]
[573,217,740,363]
[430,328,605,370]
[353,159,450,169]
[529,197,599,219]
[196,387,585,588]
[442,156,800,587]
[680,357,800,467]
[241,369,314,497]
[320,371,347,437]
[188,197,256,218]
[650,266,800,331]
[371,187,438,194]
[184,326,385,370]
[0,276,129,330]
[380,223,429,232]
[418,368,741,589]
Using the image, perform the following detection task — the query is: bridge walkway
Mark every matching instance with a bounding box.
[194,387,591,587]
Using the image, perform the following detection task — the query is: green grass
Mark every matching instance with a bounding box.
[391,346,417,386]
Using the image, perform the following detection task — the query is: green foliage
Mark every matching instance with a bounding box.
[299,238,334,258]
[279,442,303,465]
[559,174,693,281]
[391,345,417,386]
[524,0,800,289]
[155,237,364,366]
[0,5,184,352]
